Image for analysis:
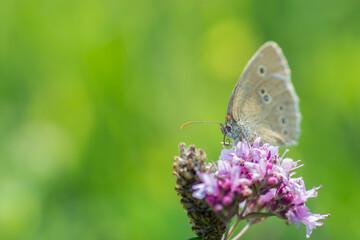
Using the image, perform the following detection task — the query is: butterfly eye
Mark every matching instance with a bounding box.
[226,126,232,132]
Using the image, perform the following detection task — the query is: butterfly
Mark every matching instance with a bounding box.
[182,41,301,146]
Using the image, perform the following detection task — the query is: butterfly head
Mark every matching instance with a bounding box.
[220,123,232,137]
[222,115,247,144]
[219,115,236,144]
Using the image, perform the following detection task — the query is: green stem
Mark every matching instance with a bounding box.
[237,199,250,217]
[225,199,250,240]
[224,211,274,240]
[225,216,241,240]
[231,223,251,240]
[240,212,275,220]
[221,223,230,240]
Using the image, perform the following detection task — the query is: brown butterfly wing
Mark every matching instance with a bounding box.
[227,42,301,146]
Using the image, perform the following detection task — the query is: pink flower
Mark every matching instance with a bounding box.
[235,141,250,161]
[191,137,329,237]
[288,205,330,238]
[258,188,276,205]
[289,178,320,205]
[192,173,218,199]
[217,160,232,177]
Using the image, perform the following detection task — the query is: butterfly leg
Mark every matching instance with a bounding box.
[240,130,250,143]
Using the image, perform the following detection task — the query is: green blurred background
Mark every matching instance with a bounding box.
[0,0,359,239]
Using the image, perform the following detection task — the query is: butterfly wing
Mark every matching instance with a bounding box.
[227,41,301,146]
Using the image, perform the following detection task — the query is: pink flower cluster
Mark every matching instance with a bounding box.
[192,138,329,238]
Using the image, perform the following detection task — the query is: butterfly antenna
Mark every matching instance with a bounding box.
[180,121,222,129]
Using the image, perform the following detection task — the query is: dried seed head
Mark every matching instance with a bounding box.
[173,143,226,240]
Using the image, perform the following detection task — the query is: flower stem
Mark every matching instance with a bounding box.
[238,199,250,218]
[225,212,274,240]
[240,212,274,220]
[225,216,241,240]
[221,224,230,240]
[225,199,250,240]
[231,223,251,240]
